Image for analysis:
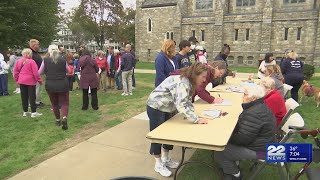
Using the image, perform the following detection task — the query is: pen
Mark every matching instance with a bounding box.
[218,94,221,97]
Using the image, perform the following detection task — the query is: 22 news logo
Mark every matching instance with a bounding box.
[266,144,286,162]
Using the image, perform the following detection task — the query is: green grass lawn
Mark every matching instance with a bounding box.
[136,61,155,70]
[0,73,155,179]
[178,76,320,180]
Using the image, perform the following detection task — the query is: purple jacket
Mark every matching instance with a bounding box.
[79,55,99,89]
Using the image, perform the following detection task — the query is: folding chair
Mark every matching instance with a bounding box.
[278,98,300,130]
[247,113,305,180]
[283,84,293,99]
[276,98,300,142]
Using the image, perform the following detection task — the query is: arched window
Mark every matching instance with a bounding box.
[247,56,254,65]
[148,18,152,32]
[228,56,234,65]
[238,56,244,64]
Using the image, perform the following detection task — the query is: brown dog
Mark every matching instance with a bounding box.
[300,80,320,107]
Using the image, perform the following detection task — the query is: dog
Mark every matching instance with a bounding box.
[300,80,320,107]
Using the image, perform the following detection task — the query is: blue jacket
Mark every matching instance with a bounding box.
[280,58,304,79]
[155,52,178,87]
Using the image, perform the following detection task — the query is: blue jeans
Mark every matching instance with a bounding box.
[115,71,123,90]
[147,105,176,155]
[0,74,9,96]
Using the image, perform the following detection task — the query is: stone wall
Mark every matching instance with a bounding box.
[136,0,320,66]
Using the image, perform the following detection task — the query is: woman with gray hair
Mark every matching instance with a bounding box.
[13,48,42,117]
[39,45,70,130]
[260,77,287,126]
[214,85,276,179]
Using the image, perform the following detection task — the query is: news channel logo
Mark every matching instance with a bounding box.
[266,144,312,162]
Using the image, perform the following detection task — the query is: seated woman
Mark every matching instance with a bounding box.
[214,85,276,180]
[147,62,209,177]
[260,77,287,127]
[265,64,285,97]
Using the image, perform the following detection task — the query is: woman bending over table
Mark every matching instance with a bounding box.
[146,62,209,177]
[214,85,276,180]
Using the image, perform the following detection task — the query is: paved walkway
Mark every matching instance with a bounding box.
[9,113,195,180]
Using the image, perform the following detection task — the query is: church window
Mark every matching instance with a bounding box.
[284,28,289,40]
[236,0,255,7]
[195,0,213,10]
[297,27,302,40]
[284,0,305,4]
[246,29,250,41]
[235,29,239,41]
[201,30,205,41]
[148,18,152,32]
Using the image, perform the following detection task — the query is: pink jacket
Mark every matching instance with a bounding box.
[14,56,42,86]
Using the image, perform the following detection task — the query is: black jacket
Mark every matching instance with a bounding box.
[31,49,43,69]
[44,57,69,93]
[214,53,228,67]
[229,98,276,151]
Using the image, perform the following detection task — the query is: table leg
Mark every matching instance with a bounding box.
[173,147,216,180]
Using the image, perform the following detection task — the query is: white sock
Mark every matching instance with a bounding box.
[155,157,162,165]
[233,171,240,177]
[161,148,169,161]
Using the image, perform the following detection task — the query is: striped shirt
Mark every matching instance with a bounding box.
[147,75,199,123]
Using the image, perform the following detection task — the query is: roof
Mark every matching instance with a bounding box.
[141,0,177,8]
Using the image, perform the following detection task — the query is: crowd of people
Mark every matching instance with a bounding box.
[146,37,305,179]
[0,39,137,130]
[0,35,307,178]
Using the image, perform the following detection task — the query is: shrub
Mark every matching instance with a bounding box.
[303,63,315,80]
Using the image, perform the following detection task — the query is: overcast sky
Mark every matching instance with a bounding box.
[60,0,136,12]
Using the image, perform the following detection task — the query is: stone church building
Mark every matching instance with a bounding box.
[135,0,320,66]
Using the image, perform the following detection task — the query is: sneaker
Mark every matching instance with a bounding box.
[16,90,20,94]
[22,112,30,117]
[61,118,68,130]
[154,162,172,177]
[121,92,128,96]
[161,157,179,169]
[55,120,61,126]
[223,173,243,180]
[31,112,43,118]
[129,93,133,96]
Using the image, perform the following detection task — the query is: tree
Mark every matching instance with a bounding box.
[68,0,136,49]
[77,0,125,49]
[0,0,60,51]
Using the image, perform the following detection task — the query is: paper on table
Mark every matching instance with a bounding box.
[214,99,232,106]
[201,109,221,119]
[225,86,245,93]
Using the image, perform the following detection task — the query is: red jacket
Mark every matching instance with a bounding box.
[95,56,109,72]
[192,68,215,103]
[264,90,287,126]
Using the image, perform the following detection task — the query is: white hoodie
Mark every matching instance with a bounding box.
[0,53,9,74]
